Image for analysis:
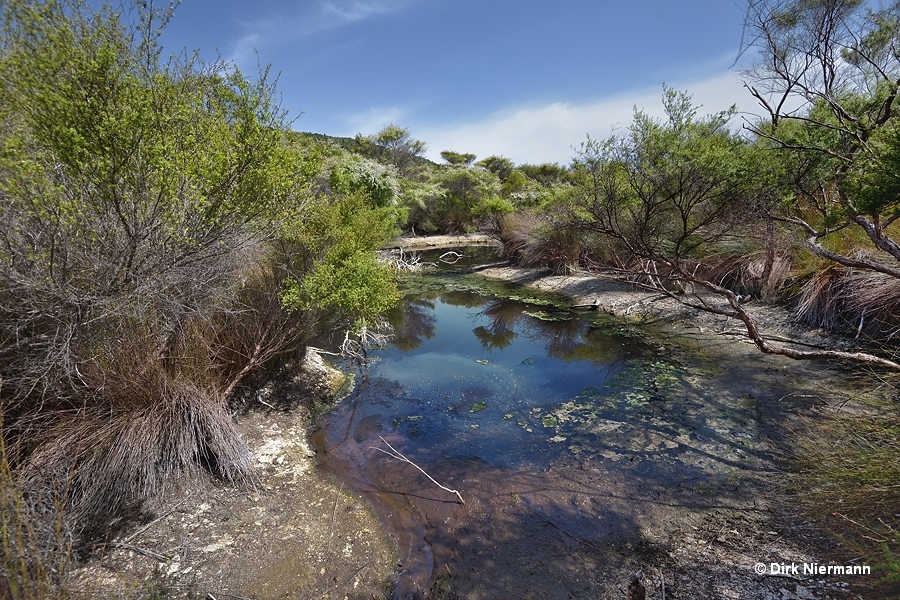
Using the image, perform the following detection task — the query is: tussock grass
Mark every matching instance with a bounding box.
[796,264,847,329]
[500,212,584,274]
[796,260,900,342]
[19,369,253,530]
[0,254,308,559]
[698,251,793,298]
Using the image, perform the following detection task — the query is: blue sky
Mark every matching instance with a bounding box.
[160,1,756,165]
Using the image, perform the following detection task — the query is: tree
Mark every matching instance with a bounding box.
[742,0,900,281]
[360,124,427,177]
[434,166,502,233]
[441,150,477,166]
[519,162,569,186]
[329,153,402,208]
[568,88,900,370]
[477,155,516,182]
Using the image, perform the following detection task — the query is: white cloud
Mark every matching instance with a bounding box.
[417,70,761,166]
[344,105,410,135]
[319,0,412,23]
[226,0,416,68]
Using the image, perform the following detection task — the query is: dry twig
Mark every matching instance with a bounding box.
[370,437,465,504]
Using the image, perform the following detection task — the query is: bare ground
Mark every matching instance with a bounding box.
[383,234,501,251]
[66,353,398,600]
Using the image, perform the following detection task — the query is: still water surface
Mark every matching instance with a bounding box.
[311,251,826,598]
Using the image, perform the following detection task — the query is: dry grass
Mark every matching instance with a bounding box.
[796,264,848,329]
[842,271,900,339]
[17,353,254,537]
[792,408,900,592]
[0,239,321,549]
[796,258,900,344]
[699,251,793,299]
[499,212,584,274]
[1,424,73,600]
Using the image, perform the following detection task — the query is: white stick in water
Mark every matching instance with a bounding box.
[371,436,465,504]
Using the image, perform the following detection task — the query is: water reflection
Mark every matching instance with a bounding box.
[472,300,518,351]
[314,272,852,599]
[387,297,436,352]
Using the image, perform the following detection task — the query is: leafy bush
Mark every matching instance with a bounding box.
[0,0,399,557]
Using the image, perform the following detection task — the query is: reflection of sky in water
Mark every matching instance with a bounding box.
[357,294,644,468]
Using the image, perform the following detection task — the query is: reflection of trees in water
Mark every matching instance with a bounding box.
[389,297,437,351]
[471,298,626,362]
[440,290,485,308]
[392,289,631,363]
[473,300,520,351]
[523,315,626,364]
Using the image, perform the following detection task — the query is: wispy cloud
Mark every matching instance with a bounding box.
[344,105,411,135]
[226,0,416,68]
[416,70,761,166]
[318,0,411,23]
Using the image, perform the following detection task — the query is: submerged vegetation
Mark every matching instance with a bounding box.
[0,0,899,596]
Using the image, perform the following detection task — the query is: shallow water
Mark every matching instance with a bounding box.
[311,252,863,599]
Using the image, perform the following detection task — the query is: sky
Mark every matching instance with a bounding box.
[158,1,759,166]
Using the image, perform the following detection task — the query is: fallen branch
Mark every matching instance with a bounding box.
[107,542,172,562]
[118,495,191,544]
[370,436,465,504]
[438,251,464,264]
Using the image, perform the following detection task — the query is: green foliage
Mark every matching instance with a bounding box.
[518,162,569,186]
[329,153,402,208]
[570,88,752,265]
[434,166,502,233]
[743,0,900,278]
[0,0,401,552]
[0,0,300,303]
[845,121,900,217]
[359,124,427,176]
[280,192,399,322]
[440,150,477,166]
[476,155,515,181]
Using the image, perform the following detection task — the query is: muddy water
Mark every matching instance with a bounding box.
[311,256,858,599]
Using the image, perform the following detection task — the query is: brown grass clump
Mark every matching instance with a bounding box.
[0,252,312,557]
[842,271,900,339]
[14,343,255,539]
[699,251,793,299]
[796,256,900,341]
[499,212,584,274]
[796,264,848,330]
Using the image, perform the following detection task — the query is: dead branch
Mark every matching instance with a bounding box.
[106,542,172,562]
[438,251,464,264]
[370,437,465,504]
[340,319,393,361]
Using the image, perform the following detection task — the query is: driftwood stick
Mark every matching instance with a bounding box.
[371,436,465,504]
